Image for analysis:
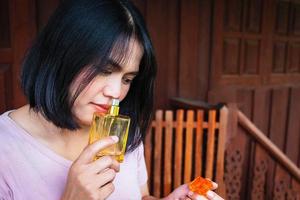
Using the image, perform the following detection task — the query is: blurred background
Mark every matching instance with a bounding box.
[0,0,299,199]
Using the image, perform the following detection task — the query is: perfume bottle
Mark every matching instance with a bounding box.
[88,99,130,162]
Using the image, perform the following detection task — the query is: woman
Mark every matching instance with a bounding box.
[0,0,223,199]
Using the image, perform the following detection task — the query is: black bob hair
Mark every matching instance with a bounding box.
[21,0,157,152]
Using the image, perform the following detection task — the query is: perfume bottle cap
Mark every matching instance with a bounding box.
[109,98,120,116]
[112,99,119,106]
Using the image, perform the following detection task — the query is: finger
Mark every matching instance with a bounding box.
[95,168,116,188]
[76,136,119,164]
[98,182,115,199]
[211,182,218,190]
[88,156,120,174]
[205,178,218,190]
[206,191,224,200]
[195,195,208,200]
[188,192,208,200]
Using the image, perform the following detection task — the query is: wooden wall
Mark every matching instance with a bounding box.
[132,0,213,109]
[208,0,300,167]
[208,0,300,199]
[0,0,36,112]
[222,88,300,199]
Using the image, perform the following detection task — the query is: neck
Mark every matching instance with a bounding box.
[10,105,90,161]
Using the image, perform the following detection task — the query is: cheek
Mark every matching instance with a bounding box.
[120,85,131,101]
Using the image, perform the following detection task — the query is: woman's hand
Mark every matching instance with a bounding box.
[188,181,224,200]
[61,136,120,200]
[163,180,224,200]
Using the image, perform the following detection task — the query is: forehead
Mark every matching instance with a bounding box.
[109,38,143,72]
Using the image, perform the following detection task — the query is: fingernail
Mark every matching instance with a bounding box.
[212,182,218,188]
[196,195,207,200]
[111,136,119,142]
[207,191,215,199]
[188,191,194,196]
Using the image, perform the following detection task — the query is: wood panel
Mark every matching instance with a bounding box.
[194,110,204,178]
[214,86,300,199]
[10,0,36,108]
[211,0,300,90]
[210,1,300,198]
[285,88,300,165]
[131,0,146,17]
[153,110,163,197]
[134,0,213,108]
[236,89,254,200]
[163,111,173,196]
[184,111,194,183]
[286,87,300,198]
[0,0,14,113]
[0,65,12,113]
[268,88,290,199]
[144,0,179,109]
[178,0,212,100]
[269,0,300,85]
[174,110,184,188]
[250,88,272,200]
[0,0,11,48]
[231,104,300,200]
[36,0,60,31]
[211,0,264,90]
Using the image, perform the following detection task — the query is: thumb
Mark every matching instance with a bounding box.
[75,136,118,164]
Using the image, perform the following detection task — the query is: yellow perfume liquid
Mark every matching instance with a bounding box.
[88,99,130,162]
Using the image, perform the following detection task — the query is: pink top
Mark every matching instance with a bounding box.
[0,111,148,200]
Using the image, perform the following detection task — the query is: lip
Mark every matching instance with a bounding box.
[91,103,110,113]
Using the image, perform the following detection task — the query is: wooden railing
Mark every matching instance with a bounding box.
[224,104,300,200]
[144,103,300,199]
[238,111,300,182]
[144,108,228,198]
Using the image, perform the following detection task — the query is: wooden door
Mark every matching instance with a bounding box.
[0,0,36,113]
[0,0,12,113]
[209,0,300,199]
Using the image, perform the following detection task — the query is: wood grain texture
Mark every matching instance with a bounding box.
[184,110,194,183]
[153,110,163,197]
[205,110,216,179]
[194,110,204,178]
[163,111,173,196]
[145,109,225,197]
[174,110,184,188]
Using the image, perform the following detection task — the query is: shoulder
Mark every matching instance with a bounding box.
[0,111,25,156]
[124,143,145,162]
[0,111,16,140]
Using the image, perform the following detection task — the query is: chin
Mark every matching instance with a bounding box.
[75,116,93,128]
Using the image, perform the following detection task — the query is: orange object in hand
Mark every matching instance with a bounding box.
[189,176,213,196]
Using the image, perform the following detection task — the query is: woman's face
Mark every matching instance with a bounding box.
[71,40,143,126]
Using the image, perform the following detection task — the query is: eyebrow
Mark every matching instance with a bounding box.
[107,59,122,71]
[107,59,139,75]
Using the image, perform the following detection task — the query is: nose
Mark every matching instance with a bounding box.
[102,79,122,100]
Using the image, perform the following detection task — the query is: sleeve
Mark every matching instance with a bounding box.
[0,154,13,200]
[136,143,148,186]
[0,174,13,200]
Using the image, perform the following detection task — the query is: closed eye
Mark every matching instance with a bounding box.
[99,69,113,75]
[122,76,135,85]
